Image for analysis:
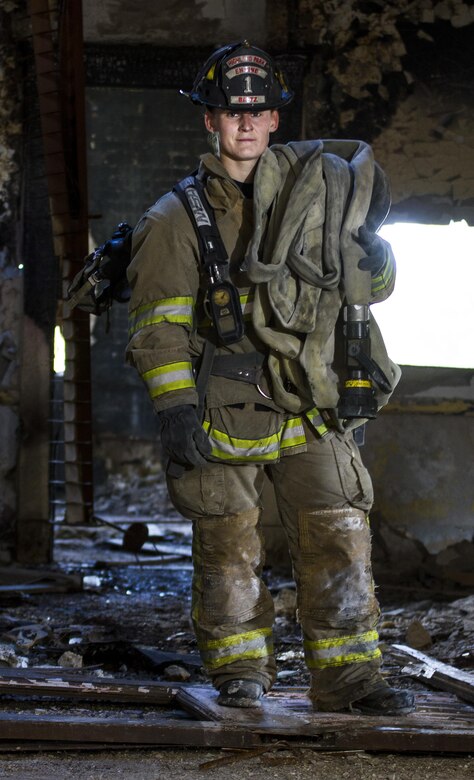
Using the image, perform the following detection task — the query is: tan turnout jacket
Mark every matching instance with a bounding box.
[126,142,398,463]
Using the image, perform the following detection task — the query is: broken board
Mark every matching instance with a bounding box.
[0,669,473,753]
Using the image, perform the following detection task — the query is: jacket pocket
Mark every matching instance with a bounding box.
[204,403,285,464]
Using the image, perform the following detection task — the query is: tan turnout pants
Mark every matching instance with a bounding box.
[167,419,384,710]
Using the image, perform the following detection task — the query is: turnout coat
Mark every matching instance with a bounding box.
[126,140,399,463]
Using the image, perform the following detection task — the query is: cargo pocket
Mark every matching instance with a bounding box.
[331,433,374,511]
[167,462,226,519]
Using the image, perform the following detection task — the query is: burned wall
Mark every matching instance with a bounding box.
[78,1,474,571]
[0,0,23,559]
[1,1,471,566]
[295,1,474,222]
[0,1,58,561]
[82,0,474,221]
[82,0,267,47]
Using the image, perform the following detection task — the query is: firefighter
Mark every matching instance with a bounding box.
[126,42,415,715]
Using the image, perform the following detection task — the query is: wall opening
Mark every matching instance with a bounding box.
[374,221,474,369]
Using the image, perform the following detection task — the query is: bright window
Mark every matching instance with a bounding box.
[373,221,474,368]
[54,326,65,374]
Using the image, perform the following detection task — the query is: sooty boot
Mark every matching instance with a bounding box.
[217,679,264,708]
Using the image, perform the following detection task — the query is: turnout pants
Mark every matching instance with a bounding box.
[167,420,383,710]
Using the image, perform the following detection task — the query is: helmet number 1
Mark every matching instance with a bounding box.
[244,75,253,94]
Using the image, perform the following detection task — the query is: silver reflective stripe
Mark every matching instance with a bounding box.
[142,361,195,399]
[281,417,305,449]
[184,187,211,228]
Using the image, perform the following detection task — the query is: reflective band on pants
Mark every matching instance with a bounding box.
[304,629,382,669]
[200,627,274,670]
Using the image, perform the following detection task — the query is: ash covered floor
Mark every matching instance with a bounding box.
[0,469,472,776]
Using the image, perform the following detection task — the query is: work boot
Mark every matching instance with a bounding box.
[350,685,415,716]
[217,679,264,708]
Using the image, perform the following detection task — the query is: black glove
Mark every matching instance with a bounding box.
[357,225,386,277]
[158,405,212,467]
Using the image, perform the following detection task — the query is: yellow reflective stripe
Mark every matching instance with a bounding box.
[202,420,281,462]
[304,629,381,669]
[306,648,382,669]
[281,416,306,449]
[305,629,379,651]
[371,257,395,295]
[200,628,274,670]
[129,296,194,336]
[204,627,273,650]
[206,62,216,80]
[205,647,272,669]
[142,360,195,399]
[240,288,254,320]
[344,380,372,388]
[305,406,330,438]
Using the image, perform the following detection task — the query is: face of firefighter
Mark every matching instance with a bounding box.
[204,108,279,181]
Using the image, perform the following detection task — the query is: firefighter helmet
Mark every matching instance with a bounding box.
[182,41,293,110]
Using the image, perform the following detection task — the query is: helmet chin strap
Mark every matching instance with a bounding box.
[207,131,220,157]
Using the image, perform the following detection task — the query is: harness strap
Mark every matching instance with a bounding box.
[174,176,229,269]
[192,351,266,385]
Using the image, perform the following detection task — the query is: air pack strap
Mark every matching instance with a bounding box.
[173,176,245,346]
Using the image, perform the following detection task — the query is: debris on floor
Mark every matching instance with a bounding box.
[0,566,83,595]
[0,517,471,755]
[0,669,472,753]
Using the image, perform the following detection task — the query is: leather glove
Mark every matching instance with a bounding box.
[357,225,386,277]
[158,405,212,467]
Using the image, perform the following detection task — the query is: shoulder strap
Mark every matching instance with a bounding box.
[173,175,228,269]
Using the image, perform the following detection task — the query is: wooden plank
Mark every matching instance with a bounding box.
[0,670,175,705]
[314,724,474,753]
[0,687,472,753]
[176,686,474,753]
[388,643,474,704]
[176,686,309,732]
[0,743,159,753]
[0,713,261,748]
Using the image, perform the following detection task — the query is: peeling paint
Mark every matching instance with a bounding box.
[371,86,474,214]
[299,0,474,189]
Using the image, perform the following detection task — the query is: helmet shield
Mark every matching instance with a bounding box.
[183,42,293,110]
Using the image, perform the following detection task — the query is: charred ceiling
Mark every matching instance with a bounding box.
[299,3,473,135]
